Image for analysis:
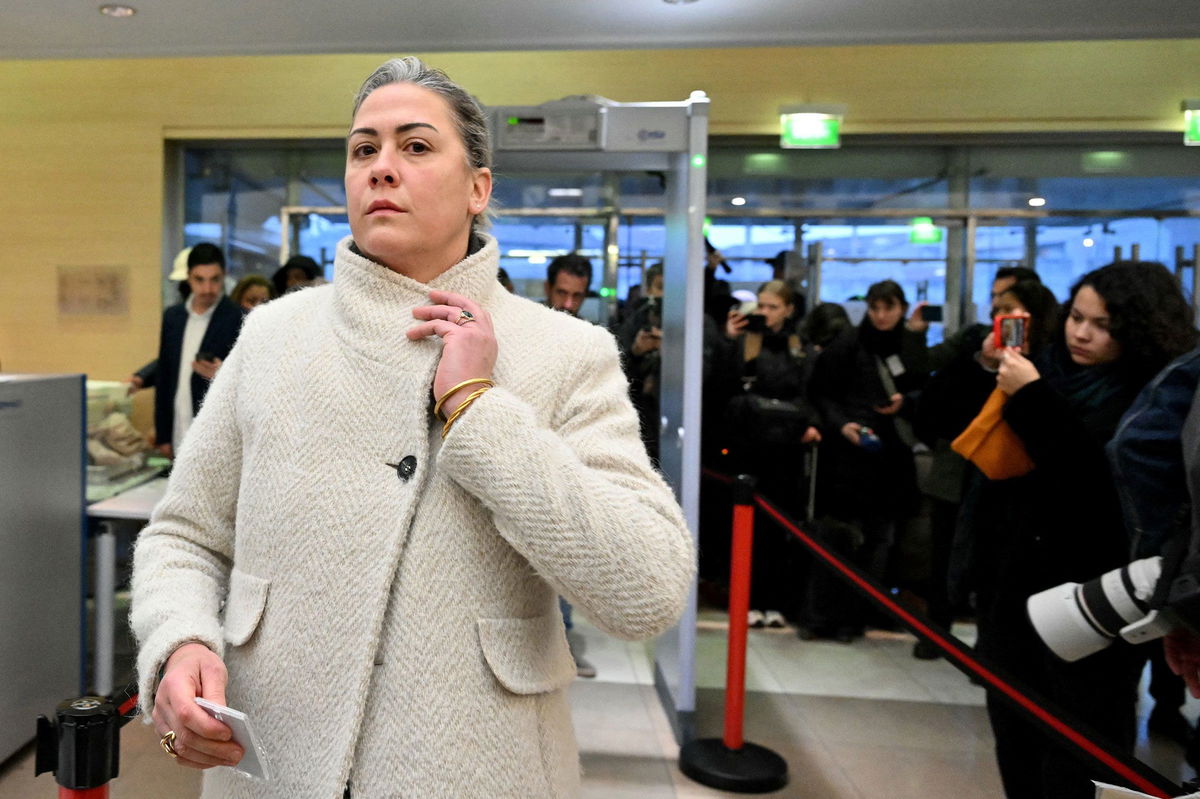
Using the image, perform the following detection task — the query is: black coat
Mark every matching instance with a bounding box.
[153,296,243,447]
[718,325,819,493]
[808,321,929,520]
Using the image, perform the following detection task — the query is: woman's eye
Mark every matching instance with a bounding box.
[352,143,376,158]
[407,141,429,154]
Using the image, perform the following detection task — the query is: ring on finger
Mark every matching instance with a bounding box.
[455,310,476,326]
[160,730,178,758]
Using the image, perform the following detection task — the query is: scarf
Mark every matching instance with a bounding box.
[1037,343,1138,443]
[857,316,904,358]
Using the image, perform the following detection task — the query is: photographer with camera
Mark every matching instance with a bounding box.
[719,280,820,629]
[964,261,1195,799]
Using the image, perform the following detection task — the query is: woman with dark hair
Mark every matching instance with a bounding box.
[270,254,321,296]
[801,301,852,351]
[970,261,1196,799]
[803,279,930,640]
[914,279,1060,658]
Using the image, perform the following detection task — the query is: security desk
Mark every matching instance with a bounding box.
[86,477,168,697]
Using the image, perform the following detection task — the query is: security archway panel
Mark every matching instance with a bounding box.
[489,93,709,742]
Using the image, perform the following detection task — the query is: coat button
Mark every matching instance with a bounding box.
[387,455,417,482]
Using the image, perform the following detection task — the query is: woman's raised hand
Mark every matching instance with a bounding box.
[725,309,748,340]
[997,348,1040,396]
[153,643,243,770]
[408,290,498,418]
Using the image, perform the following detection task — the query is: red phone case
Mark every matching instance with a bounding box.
[993,314,1027,349]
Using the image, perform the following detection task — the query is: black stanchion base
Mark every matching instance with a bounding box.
[679,738,788,793]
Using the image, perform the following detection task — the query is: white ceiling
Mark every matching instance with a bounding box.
[3,0,1199,60]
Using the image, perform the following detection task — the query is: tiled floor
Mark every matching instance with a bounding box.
[3,611,1196,798]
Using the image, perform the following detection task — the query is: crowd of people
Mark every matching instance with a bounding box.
[680,256,1200,799]
[122,57,1200,798]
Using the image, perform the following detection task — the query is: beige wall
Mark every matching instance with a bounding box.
[1,39,1198,382]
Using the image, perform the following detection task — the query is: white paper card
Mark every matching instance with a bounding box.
[1093,781,1200,799]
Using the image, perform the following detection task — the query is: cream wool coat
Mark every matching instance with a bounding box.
[130,234,695,799]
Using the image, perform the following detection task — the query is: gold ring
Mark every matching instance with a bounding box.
[160,730,178,758]
[455,310,476,325]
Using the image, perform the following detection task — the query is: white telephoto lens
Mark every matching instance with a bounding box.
[1027,582,1115,662]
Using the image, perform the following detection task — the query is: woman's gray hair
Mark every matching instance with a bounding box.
[351,57,494,229]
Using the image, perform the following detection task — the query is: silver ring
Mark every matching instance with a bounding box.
[455,310,476,325]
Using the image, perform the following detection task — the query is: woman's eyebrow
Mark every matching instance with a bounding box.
[349,122,439,137]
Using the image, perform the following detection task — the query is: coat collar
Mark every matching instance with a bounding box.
[330,233,500,365]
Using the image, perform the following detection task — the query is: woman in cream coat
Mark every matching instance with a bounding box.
[131,57,695,799]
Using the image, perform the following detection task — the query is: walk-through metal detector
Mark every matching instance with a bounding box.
[487,93,709,740]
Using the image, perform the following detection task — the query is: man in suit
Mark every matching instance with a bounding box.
[154,242,243,458]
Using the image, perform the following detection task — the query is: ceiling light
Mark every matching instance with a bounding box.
[779,104,846,150]
[730,197,746,206]
[1027,197,1046,207]
[662,0,700,4]
[547,188,583,198]
[1184,100,1200,146]
[99,4,136,17]
[1083,237,1095,248]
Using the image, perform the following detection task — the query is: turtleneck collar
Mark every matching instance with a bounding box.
[329,233,500,366]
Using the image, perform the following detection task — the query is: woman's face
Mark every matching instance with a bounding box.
[345,82,492,275]
[285,267,310,289]
[239,284,270,311]
[1065,285,1121,366]
[757,291,793,332]
[991,292,1028,318]
[867,298,904,332]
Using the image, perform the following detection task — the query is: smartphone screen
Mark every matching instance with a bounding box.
[993,315,1028,349]
[922,304,943,323]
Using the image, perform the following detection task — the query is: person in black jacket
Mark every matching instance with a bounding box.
[721,280,821,628]
[803,280,929,640]
[970,261,1196,799]
[915,280,1059,657]
[153,243,243,458]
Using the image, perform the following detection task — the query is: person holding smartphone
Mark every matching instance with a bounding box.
[967,262,1195,799]
[803,279,930,641]
[720,280,820,629]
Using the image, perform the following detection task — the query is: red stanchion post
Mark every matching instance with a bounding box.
[679,474,788,793]
[723,489,754,751]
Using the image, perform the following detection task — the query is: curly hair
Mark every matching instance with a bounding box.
[1067,261,1197,383]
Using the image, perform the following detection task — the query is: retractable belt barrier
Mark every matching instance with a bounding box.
[34,680,140,798]
[31,470,1187,798]
[695,467,1185,799]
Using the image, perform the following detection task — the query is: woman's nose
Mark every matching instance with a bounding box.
[369,153,399,187]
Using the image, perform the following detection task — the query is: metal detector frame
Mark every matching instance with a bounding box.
[488,92,709,741]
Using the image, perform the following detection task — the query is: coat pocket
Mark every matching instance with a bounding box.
[476,612,576,695]
[222,568,270,646]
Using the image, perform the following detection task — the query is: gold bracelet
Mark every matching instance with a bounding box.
[441,386,492,439]
[433,378,494,420]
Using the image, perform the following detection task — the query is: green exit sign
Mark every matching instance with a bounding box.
[780,114,841,149]
[909,217,944,244]
[1187,110,1200,146]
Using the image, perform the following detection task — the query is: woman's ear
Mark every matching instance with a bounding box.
[470,167,492,214]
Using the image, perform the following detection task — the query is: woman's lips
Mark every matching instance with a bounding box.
[367,200,404,215]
